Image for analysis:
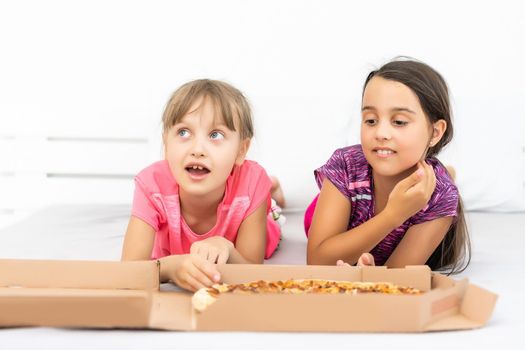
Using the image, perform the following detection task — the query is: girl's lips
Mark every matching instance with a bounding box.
[186,167,211,181]
[373,149,396,159]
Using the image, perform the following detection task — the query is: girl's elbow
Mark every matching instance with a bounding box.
[121,248,152,261]
[246,255,264,264]
[306,245,324,265]
[120,251,134,261]
[306,255,318,265]
[121,254,148,262]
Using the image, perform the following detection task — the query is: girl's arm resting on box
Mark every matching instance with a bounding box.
[384,216,453,267]
[188,201,267,264]
[307,179,398,265]
[228,199,267,264]
[121,216,155,260]
[121,216,219,291]
[308,164,435,266]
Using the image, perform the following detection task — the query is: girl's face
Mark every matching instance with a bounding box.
[360,76,434,178]
[164,98,249,199]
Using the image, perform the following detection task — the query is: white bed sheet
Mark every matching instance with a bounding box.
[0,205,523,349]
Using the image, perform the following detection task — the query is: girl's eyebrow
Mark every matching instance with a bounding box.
[361,106,416,114]
[361,105,376,112]
[391,107,416,114]
[211,122,232,132]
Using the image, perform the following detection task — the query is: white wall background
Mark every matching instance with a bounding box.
[1,0,524,226]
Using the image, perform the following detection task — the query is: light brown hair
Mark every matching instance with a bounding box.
[162,79,253,140]
[363,58,471,274]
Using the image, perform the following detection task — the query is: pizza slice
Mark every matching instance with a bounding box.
[192,279,422,312]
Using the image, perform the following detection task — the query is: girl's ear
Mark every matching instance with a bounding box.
[430,119,447,146]
[235,138,251,165]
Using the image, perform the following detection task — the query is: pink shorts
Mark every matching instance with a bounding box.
[303,194,319,237]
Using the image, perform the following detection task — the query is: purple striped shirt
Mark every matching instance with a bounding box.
[314,144,458,266]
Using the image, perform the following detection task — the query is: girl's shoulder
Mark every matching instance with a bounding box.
[228,160,269,191]
[135,160,178,195]
[327,144,370,177]
[235,159,267,177]
[346,143,367,157]
[314,145,370,194]
[223,160,271,205]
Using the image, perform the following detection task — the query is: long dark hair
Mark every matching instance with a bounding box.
[363,58,471,274]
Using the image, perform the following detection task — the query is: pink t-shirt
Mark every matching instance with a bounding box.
[131,160,281,260]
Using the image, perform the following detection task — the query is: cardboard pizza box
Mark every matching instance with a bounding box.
[0,259,497,332]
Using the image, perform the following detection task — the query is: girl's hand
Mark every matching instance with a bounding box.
[336,260,350,267]
[190,236,234,264]
[336,253,375,267]
[357,253,375,266]
[170,254,221,292]
[385,161,436,226]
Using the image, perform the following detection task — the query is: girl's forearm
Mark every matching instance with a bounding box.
[308,209,399,265]
[158,254,186,283]
[227,247,262,264]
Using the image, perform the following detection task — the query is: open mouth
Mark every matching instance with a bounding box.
[185,164,211,176]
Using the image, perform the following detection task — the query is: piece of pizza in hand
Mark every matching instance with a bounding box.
[191,279,422,312]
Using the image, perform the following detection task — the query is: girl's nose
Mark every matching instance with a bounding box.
[374,121,392,141]
[191,151,205,158]
[190,137,206,158]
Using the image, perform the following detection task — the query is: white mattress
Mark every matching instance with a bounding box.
[0,205,524,349]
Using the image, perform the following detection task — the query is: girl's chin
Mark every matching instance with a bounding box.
[371,163,417,178]
[373,169,403,178]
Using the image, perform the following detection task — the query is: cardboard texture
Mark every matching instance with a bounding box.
[0,259,497,332]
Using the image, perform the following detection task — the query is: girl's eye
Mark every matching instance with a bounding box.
[364,119,377,126]
[177,129,190,138]
[393,120,409,126]
[210,131,224,140]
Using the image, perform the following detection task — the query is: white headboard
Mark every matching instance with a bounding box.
[0,134,150,226]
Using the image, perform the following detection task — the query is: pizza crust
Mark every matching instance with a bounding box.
[192,287,218,312]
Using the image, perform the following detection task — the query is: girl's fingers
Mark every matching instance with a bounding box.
[430,165,437,189]
[197,249,208,261]
[419,161,429,180]
[357,253,375,266]
[398,166,424,193]
[207,250,219,264]
[187,261,215,287]
[193,245,209,262]
[191,255,221,283]
[181,273,206,292]
[419,161,429,188]
[336,259,351,267]
[364,253,375,266]
[216,250,229,265]
[423,161,436,195]
[419,161,435,196]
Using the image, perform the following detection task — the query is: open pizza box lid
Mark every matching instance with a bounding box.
[0,259,498,332]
